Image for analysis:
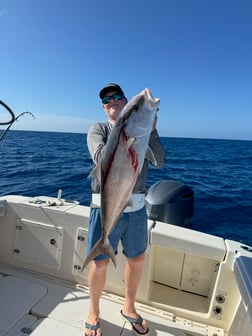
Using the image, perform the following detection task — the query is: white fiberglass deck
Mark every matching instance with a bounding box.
[0,265,223,336]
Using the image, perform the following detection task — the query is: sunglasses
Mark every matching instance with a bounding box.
[102,93,124,105]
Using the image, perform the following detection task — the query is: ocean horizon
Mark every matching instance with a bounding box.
[1,130,252,247]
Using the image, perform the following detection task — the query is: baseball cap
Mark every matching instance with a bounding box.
[99,83,125,100]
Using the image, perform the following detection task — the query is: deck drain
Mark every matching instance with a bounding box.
[21,327,32,334]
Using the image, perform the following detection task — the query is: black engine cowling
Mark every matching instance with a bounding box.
[146,180,194,227]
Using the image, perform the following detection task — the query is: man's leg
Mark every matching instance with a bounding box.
[122,253,148,333]
[85,259,109,336]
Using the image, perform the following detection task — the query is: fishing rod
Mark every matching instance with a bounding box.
[0,100,15,125]
[0,100,35,143]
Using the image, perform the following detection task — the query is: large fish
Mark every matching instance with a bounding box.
[81,88,159,271]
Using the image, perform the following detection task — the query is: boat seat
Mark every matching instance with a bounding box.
[0,275,47,336]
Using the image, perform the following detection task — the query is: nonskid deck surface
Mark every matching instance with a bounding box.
[0,265,224,336]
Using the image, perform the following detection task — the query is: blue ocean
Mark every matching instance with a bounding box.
[1,130,252,246]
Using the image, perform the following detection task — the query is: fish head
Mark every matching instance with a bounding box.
[121,88,160,138]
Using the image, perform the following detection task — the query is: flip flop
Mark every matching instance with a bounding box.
[120,310,149,335]
[85,321,102,336]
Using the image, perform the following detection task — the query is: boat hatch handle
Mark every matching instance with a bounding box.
[240,245,252,253]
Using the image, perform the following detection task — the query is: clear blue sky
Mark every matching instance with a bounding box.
[0,0,251,140]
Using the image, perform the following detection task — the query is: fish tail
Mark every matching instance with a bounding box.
[106,241,117,268]
[81,239,116,271]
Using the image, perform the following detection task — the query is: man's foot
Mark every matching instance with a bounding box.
[120,310,149,335]
[85,315,102,336]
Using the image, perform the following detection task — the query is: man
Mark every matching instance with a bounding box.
[85,83,165,336]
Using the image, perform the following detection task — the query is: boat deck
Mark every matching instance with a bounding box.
[3,196,251,335]
[0,264,224,336]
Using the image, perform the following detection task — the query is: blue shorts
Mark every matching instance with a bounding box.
[87,206,148,260]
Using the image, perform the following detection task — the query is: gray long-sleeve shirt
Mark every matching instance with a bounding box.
[87,121,165,194]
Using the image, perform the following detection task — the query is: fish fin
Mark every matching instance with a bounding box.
[88,162,102,184]
[125,195,133,207]
[126,137,135,149]
[106,241,117,268]
[145,146,157,166]
[81,238,116,272]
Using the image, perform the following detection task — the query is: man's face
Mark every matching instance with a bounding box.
[102,91,127,122]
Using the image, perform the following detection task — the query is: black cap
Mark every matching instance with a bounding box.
[99,83,125,100]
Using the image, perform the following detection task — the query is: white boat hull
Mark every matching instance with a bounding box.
[0,195,251,335]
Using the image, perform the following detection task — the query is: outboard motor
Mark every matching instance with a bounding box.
[146,180,194,227]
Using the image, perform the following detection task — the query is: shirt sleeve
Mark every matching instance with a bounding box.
[87,123,108,165]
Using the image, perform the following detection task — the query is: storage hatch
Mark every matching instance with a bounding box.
[14,219,63,269]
